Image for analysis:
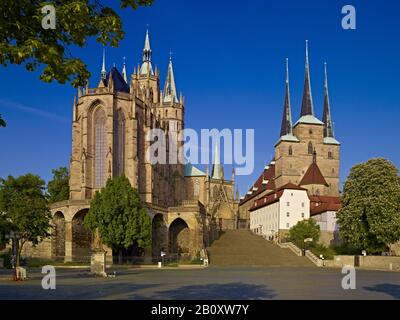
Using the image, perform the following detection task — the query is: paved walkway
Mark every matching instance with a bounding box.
[207,230,313,267]
[0,267,399,300]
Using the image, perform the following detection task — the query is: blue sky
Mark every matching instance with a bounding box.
[1,0,400,195]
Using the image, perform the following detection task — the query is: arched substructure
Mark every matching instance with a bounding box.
[52,212,65,261]
[152,214,168,260]
[169,218,191,259]
[71,209,92,262]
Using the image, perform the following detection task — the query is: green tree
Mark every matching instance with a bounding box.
[84,176,151,263]
[337,158,400,254]
[0,0,153,88]
[0,174,51,267]
[47,167,70,204]
[288,219,321,249]
[0,114,5,127]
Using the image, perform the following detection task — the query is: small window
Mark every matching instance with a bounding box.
[301,202,305,208]
[291,193,293,196]
[328,151,333,159]
[286,212,290,218]
[301,212,305,218]
[289,146,293,156]
[165,109,168,117]
[308,142,313,155]
[287,202,290,206]
[286,223,290,228]
[332,168,335,174]
[309,129,313,135]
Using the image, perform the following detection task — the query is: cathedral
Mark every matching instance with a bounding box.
[240,41,342,244]
[26,30,239,263]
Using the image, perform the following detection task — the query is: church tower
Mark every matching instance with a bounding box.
[274,41,340,196]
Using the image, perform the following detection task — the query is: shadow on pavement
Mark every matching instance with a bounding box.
[130,282,276,300]
[364,284,400,299]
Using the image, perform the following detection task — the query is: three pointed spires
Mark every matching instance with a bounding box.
[278,41,338,144]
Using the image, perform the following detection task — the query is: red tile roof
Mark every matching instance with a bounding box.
[299,162,329,187]
[249,183,308,212]
[240,163,276,205]
[310,195,341,215]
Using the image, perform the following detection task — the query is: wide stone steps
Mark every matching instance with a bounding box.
[207,230,313,267]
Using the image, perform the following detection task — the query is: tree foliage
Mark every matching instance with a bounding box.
[84,176,151,253]
[0,174,51,266]
[288,219,321,249]
[337,158,400,254]
[0,114,5,127]
[47,167,70,204]
[0,0,153,87]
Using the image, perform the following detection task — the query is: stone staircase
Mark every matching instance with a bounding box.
[207,230,314,267]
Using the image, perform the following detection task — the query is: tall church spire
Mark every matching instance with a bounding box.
[300,40,314,117]
[140,29,154,76]
[163,54,178,103]
[122,57,127,83]
[211,143,223,180]
[323,63,334,138]
[280,58,293,137]
[101,47,106,80]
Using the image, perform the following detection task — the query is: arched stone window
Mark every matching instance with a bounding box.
[94,108,106,188]
[308,142,313,155]
[113,109,125,177]
[328,151,333,159]
[289,146,293,156]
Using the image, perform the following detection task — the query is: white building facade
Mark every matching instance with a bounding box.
[249,184,310,241]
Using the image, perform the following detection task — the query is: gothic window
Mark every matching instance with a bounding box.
[94,108,106,188]
[308,142,313,155]
[113,109,125,177]
[289,146,293,156]
[194,180,200,197]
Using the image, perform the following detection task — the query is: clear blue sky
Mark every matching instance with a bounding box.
[1,0,400,195]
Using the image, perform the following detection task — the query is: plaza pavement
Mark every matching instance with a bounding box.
[0,266,399,300]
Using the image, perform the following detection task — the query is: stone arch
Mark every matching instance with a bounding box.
[52,211,65,260]
[72,209,92,262]
[152,213,167,259]
[169,218,190,256]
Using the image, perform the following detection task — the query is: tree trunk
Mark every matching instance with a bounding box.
[118,249,123,265]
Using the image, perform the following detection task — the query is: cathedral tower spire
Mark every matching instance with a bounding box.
[211,143,223,180]
[101,47,106,80]
[323,63,334,138]
[300,40,314,117]
[122,57,127,83]
[163,54,178,103]
[280,58,293,137]
[140,29,154,76]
